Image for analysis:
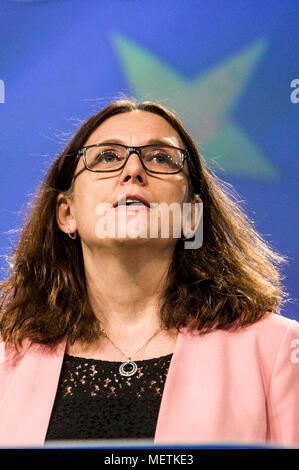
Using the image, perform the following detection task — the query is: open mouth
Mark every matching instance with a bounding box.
[116,201,149,210]
[113,195,151,209]
[123,201,146,206]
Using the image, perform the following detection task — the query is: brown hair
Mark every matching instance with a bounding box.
[0,98,289,351]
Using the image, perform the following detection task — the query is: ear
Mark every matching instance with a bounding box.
[56,193,77,235]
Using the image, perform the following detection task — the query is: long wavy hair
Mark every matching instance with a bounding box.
[0,98,289,351]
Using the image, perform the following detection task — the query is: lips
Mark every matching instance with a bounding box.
[113,194,150,208]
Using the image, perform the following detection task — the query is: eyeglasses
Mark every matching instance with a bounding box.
[76,143,189,175]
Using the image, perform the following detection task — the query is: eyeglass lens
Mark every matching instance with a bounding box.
[84,144,184,173]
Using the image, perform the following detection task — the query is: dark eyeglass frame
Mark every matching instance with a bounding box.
[75,142,189,175]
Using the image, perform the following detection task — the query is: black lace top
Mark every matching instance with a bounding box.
[45,352,173,441]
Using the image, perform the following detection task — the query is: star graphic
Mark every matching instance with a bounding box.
[110,33,277,180]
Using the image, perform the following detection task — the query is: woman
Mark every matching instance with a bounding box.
[0,99,298,447]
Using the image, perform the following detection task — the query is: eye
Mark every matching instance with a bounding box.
[98,151,121,162]
[151,151,171,164]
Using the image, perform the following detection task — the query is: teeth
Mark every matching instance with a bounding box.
[121,198,145,205]
[116,197,147,206]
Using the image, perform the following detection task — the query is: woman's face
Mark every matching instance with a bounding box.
[57,110,194,247]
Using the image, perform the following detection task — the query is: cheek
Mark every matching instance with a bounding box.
[171,174,189,202]
[72,191,100,232]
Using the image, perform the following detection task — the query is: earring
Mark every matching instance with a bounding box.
[67,226,77,240]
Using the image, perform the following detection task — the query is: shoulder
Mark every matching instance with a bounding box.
[0,336,66,402]
[239,311,299,344]
[247,311,298,332]
[243,312,299,359]
[176,313,299,390]
[181,311,298,336]
[179,312,299,356]
[0,337,66,369]
[242,313,299,361]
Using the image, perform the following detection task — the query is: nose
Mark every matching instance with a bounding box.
[126,148,143,165]
[119,149,147,183]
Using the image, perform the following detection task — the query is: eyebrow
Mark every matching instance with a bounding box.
[93,138,182,147]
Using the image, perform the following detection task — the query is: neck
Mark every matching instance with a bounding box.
[81,239,176,336]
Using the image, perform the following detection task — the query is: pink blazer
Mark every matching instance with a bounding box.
[0,312,298,447]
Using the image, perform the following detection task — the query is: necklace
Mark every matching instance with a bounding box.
[99,323,163,377]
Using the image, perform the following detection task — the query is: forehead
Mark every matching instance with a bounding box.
[84,110,185,148]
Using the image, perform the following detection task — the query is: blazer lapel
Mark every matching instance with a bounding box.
[31,339,67,445]
[0,338,67,446]
[154,327,199,444]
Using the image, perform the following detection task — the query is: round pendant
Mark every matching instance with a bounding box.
[119,360,138,377]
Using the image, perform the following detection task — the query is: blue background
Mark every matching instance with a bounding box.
[0,0,298,321]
